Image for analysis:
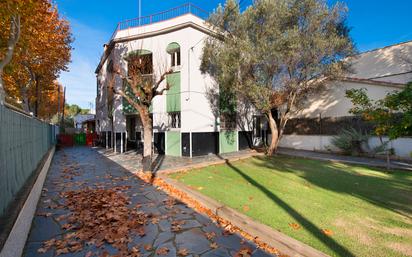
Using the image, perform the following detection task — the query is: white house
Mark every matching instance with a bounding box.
[95,4,253,157]
[96,3,412,159]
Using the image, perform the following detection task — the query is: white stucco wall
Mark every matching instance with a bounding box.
[111,20,216,134]
[278,134,412,159]
[294,81,402,118]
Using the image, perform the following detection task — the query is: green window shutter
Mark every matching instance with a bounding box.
[166,72,181,112]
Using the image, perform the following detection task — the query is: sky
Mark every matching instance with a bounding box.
[55,0,412,109]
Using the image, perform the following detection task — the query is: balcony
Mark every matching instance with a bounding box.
[111,3,209,39]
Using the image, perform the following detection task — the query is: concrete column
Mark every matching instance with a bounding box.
[189,132,192,158]
[120,132,124,153]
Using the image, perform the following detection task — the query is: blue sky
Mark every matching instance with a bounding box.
[55,0,412,108]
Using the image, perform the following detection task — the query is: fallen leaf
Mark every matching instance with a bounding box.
[242,205,250,212]
[210,242,218,249]
[289,223,301,230]
[321,229,333,236]
[235,247,253,257]
[177,248,189,256]
[205,232,216,240]
[156,247,170,255]
[37,247,48,253]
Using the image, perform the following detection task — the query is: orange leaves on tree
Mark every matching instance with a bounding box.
[1,0,72,117]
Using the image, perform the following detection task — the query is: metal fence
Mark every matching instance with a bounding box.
[112,3,209,38]
[0,104,57,217]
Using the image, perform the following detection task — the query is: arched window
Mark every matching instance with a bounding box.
[166,42,181,67]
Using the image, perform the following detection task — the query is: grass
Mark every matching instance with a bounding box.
[170,155,412,257]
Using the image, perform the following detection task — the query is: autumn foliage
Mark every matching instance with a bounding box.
[0,0,72,119]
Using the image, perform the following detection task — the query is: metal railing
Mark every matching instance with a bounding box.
[111,3,209,39]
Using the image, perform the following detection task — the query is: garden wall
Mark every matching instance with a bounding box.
[278,135,412,159]
[0,104,58,217]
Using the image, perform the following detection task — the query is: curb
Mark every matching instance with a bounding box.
[156,155,331,257]
[0,147,55,257]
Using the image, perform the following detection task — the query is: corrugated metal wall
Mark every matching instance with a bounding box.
[0,104,57,217]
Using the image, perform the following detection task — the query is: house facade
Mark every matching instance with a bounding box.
[96,3,412,159]
[95,4,254,157]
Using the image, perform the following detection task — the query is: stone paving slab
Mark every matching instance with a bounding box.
[23,147,275,257]
[96,147,259,174]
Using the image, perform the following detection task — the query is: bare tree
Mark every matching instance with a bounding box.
[109,50,173,173]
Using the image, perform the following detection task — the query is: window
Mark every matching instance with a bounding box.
[253,116,262,137]
[166,42,181,68]
[168,112,181,128]
[170,50,181,67]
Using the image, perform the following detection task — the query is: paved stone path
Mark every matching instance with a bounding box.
[23,147,275,257]
[98,148,258,174]
[278,148,412,171]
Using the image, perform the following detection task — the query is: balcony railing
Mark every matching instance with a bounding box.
[111,3,209,39]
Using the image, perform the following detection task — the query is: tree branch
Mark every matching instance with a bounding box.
[153,69,173,92]
[0,15,21,69]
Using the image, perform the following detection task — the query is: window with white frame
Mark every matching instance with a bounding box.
[170,50,181,67]
[167,42,181,68]
[168,112,181,129]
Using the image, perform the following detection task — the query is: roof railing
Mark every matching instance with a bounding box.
[111,3,209,39]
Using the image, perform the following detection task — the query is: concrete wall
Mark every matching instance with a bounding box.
[293,81,402,118]
[278,134,412,159]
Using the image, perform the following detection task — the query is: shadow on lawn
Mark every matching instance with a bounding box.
[221,158,356,257]
[253,155,412,219]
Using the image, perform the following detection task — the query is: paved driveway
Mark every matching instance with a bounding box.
[23,147,274,257]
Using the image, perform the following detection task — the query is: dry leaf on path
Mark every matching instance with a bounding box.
[156,247,170,255]
[210,242,218,249]
[177,248,189,256]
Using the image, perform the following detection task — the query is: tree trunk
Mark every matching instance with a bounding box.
[0,71,5,104]
[20,86,30,113]
[266,111,279,156]
[34,77,40,117]
[141,112,153,173]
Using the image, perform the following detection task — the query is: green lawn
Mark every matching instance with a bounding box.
[170,156,412,257]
